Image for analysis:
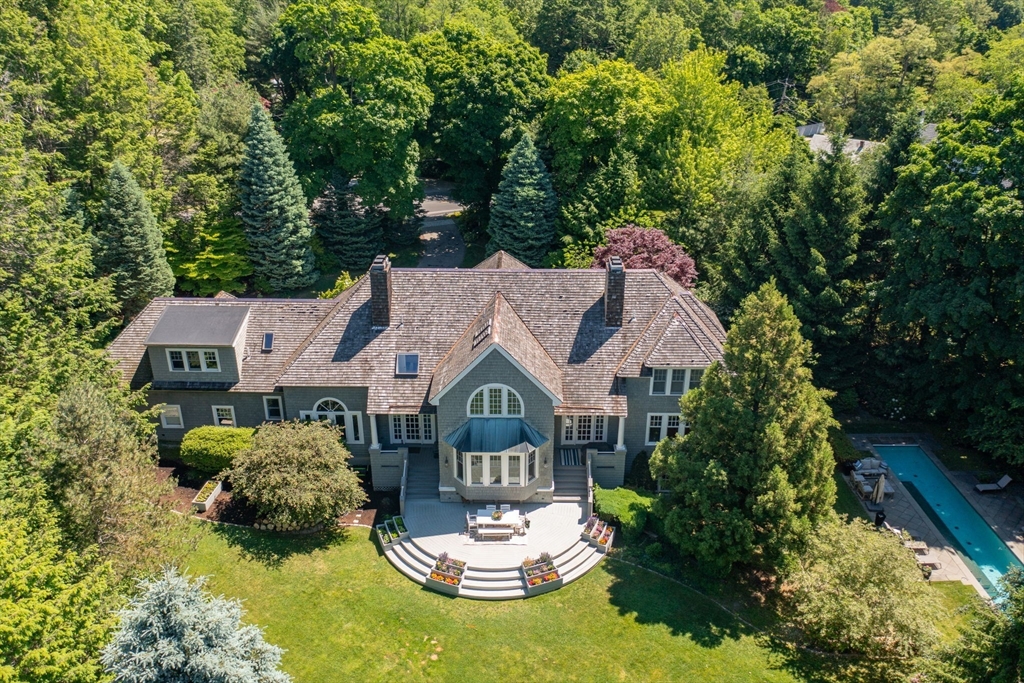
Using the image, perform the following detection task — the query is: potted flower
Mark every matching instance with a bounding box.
[521,552,564,595]
[425,555,463,596]
[191,479,222,513]
[376,523,394,549]
[491,509,503,521]
[588,520,606,547]
[597,525,615,554]
[581,516,598,541]
[392,515,409,538]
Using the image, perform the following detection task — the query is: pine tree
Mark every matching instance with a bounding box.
[238,104,318,293]
[486,134,557,267]
[94,160,175,319]
[101,568,291,683]
[313,174,383,273]
[650,282,837,575]
[772,136,866,407]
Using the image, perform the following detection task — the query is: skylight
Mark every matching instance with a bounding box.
[396,353,419,376]
[262,332,274,352]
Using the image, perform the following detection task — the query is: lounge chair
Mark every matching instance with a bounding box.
[917,553,943,570]
[903,540,929,555]
[976,475,1012,493]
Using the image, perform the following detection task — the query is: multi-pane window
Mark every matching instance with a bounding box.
[161,405,183,428]
[563,415,606,443]
[650,368,704,396]
[466,385,524,417]
[470,455,483,485]
[489,455,503,485]
[213,405,236,427]
[508,454,521,485]
[528,451,537,482]
[458,451,534,487]
[456,451,464,482]
[166,348,221,372]
[298,398,364,444]
[390,414,434,443]
[647,413,685,444]
[263,396,283,421]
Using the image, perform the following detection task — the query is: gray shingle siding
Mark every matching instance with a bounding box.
[621,377,687,471]
[435,350,555,501]
[150,390,269,442]
[148,346,241,384]
[281,386,371,462]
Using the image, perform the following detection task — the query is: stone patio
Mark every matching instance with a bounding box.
[844,434,1024,599]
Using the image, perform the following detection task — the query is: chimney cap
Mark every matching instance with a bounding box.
[606,256,624,271]
[370,254,390,271]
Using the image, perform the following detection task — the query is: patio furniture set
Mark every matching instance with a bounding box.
[849,457,895,505]
[884,522,943,571]
[466,504,528,541]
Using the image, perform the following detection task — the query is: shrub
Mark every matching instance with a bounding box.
[230,421,367,528]
[594,486,656,543]
[180,426,255,474]
[625,450,656,491]
[787,515,940,657]
[827,426,858,464]
[645,541,663,558]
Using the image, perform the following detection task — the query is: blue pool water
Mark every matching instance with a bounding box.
[876,445,1023,596]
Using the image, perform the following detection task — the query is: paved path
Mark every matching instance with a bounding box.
[417,180,466,268]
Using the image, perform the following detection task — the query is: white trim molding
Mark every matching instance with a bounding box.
[429,344,562,407]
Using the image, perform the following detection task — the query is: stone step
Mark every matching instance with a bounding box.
[457,586,528,600]
[562,549,606,585]
[553,495,585,502]
[459,576,526,591]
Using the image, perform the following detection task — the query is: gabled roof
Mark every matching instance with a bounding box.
[429,292,562,404]
[473,250,531,271]
[617,289,725,376]
[146,305,249,346]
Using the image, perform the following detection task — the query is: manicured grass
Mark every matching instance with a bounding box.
[931,581,985,643]
[832,468,870,522]
[187,524,800,683]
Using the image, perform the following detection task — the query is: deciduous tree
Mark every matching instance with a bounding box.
[592,226,697,287]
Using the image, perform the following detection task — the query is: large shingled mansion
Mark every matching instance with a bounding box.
[108,251,725,504]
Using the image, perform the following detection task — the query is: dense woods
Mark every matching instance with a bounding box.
[2,0,1024,677]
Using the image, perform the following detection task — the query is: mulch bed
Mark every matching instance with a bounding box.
[158,462,382,530]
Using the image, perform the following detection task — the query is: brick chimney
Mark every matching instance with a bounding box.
[369,255,392,328]
[604,256,624,327]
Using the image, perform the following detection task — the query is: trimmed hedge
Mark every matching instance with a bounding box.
[180,426,255,474]
[828,427,859,463]
[594,486,657,543]
[625,449,656,491]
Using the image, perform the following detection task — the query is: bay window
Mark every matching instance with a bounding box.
[457,450,538,487]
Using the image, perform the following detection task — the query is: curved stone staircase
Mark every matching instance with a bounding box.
[383,534,607,600]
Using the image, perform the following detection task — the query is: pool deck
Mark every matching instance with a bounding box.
[842,434,991,598]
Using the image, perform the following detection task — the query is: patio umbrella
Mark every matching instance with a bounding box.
[872,474,886,505]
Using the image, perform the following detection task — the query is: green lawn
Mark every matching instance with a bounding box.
[832,468,870,522]
[187,524,801,683]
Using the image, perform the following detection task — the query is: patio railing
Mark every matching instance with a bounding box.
[586,451,594,518]
[399,451,409,517]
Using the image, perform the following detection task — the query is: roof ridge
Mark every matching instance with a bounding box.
[674,292,725,357]
[427,294,499,398]
[491,292,562,385]
[612,293,674,377]
[646,300,716,366]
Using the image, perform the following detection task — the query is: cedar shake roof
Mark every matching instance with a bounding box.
[429,292,563,403]
[108,262,725,414]
[108,297,337,393]
[473,250,531,270]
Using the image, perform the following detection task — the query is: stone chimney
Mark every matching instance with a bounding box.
[369,255,392,328]
[604,256,624,327]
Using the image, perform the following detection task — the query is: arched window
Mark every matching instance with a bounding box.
[467,384,523,417]
[299,397,363,443]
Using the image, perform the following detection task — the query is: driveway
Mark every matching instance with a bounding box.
[418,179,466,268]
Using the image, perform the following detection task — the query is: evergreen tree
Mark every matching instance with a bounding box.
[313,174,384,273]
[486,134,557,267]
[238,104,318,293]
[101,568,291,683]
[772,136,866,407]
[94,161,175,319]
[650,282,837,575]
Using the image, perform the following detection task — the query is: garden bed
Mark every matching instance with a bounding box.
[521,553,563,595]
[192,480,222,512]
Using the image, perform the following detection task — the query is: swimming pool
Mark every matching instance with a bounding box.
[876,445,1023,597]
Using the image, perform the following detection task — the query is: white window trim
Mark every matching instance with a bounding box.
[263,396,283,422]
[649,368,703,396]
[395,352,419,376]
[212,405,236,427]
[298,398,364,444]
[466,384,524,418]
[646,412,685,445]
[389,414,435,444]
[160,404,184,429]
[460,450,532,487]
[562,415,606,444]
[166,348,222,373]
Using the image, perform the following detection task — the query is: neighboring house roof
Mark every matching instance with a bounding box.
[920,123,939,145]
[473,251,531,270]
[108,298,338,393]
[145,304,250,346]
[796,122,826,137]
[429,292,563,404]
[108,252,726,414]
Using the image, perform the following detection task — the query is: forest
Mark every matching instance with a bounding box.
[1,0,1023,678]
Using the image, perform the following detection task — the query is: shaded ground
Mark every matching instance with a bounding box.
[418,179,466,268]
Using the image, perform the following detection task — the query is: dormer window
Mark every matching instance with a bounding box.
[396,353,419,376]
[167,348,221,373]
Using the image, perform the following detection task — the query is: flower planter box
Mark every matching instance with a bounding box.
[191,480,222,512]
[376,524,395,549]
[588,521,607,547]
[392,516,409,538]
[521,557,562,595]
[581,516,598,542]
[434,553,467,580]
[597,526,615,554]
[385,518,401,541]
[425,570,462,596]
